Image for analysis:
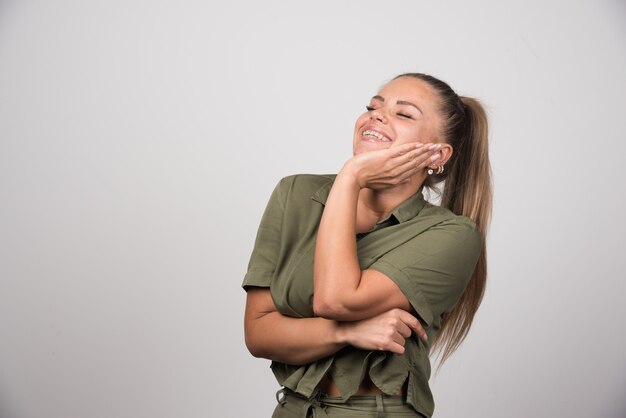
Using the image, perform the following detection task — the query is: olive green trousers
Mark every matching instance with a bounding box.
[272,388,425,418]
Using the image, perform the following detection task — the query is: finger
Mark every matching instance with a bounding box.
[392,156,430,181]
[389,151,428,177]
[415,324,428,342]
[391,144,426,162]
[378,337,406,354]
[391,331,406,347]
[387,341,406,355]
[396,321,412,339]
[400,151,441,179]
[381,143,442,184]
[389,142,423,157]
[427,151,442,166]
[397,145,439,170]
[404,146,428,163]
[391,142,440,165]
[387,145,434,179]
[398,311,428,341]
[417,144,442,164]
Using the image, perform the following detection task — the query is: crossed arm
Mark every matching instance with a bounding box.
[244,288,423,365]
[244,143,438,365]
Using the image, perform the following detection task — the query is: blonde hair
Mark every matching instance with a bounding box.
[395,73,493,364]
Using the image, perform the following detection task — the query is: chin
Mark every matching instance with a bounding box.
[354,141,391,155]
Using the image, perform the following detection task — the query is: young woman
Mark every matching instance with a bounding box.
[243,73,492,417]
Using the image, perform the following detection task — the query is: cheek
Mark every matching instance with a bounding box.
[396,126,423,143]
[354,114,368,131]
[410,124,437,143]
[352,114,368,140]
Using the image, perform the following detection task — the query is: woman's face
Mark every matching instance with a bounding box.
[353,76,444,155]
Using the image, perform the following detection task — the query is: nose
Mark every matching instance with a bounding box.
[370,109,387,123]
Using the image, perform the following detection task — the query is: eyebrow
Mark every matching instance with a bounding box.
[372,95,423,114]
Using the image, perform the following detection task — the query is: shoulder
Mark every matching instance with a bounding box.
[278,173,335,188]
[274,174,336,201]
[415,203,482,247]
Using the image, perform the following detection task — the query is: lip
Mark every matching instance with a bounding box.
[360,125,392,142]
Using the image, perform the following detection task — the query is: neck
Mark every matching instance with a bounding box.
[357,176,425,225]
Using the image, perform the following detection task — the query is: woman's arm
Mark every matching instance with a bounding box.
[313,143,440,321]
[245,288,345,365]
[244,288,426,365]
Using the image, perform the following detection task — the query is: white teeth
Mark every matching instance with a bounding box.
[363,130,389,141]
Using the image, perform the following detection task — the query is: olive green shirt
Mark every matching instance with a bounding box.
[242,174,482,418]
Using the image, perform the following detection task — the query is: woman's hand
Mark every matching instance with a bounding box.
[338,308,427,354]
[342,142,441,189]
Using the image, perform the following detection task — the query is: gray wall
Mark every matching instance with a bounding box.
[1,0,625,417]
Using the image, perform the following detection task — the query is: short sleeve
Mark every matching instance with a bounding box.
[242,178,287,290]
[368,217,482,326]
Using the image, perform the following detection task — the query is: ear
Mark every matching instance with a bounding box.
[428,143,453,168]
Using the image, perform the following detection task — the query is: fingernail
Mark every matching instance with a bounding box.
[430,153,439,161]
[415,143,423,148]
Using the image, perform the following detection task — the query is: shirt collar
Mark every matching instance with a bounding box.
[311,176,427,224]
[390,187,427,223]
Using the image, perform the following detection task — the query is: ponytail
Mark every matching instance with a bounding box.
[436,96,492,364]
[393,73,493,365]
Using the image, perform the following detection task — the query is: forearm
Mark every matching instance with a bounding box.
[245,288,350,365]
[245,286,427,363]
[313,171,363,314]
[313,162,417,321]
[246,311,347,365]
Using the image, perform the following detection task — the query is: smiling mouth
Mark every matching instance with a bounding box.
[362,130,391,142]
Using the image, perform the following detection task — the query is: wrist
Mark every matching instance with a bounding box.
[336,164,363,190]
[333,321,351,346]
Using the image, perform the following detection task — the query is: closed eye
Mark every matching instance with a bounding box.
[397,113,413,119]
[365,106,374,111]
